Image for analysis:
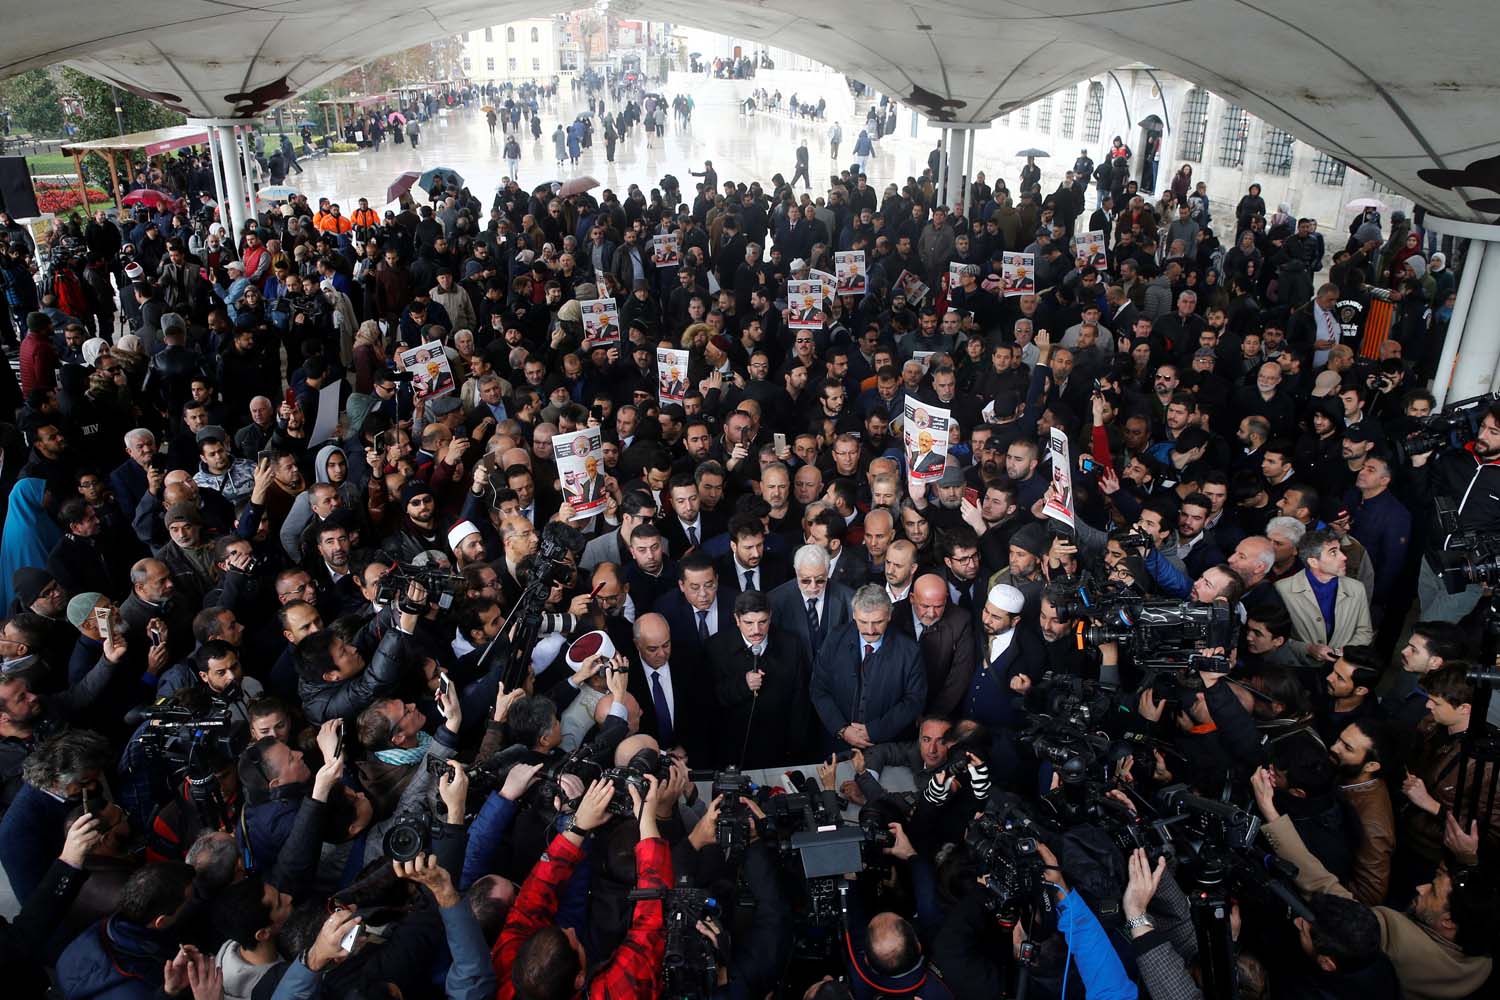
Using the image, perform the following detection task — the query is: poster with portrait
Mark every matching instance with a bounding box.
[895,269,930,306]
[835,250,867,295]
[1043,427,1076,530]
[1001,252,1034,297]
[657,347,691,407]
[912,351,936,374]
[652,232,680,267]
[788,279,825,330]
[903,398,951,484]
[398,340,455,401]
[948,261,977,292]
[1074,231,1108,272]
[810,267,837,302]
[579,297,620,345]
[555,426,608,520]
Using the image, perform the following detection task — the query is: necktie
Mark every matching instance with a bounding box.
[744,570,755,591]
[864,643,875,663]
[687,524,700,548]
[806,598,820,652]
[650,672,675,747]
[697,610,709,641]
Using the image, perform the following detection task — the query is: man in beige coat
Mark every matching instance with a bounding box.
[1274,528,1373,664]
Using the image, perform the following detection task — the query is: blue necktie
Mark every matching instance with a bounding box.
[651,671,675,747]
[697,610,709,642]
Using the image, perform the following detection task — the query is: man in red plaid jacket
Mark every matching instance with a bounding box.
[492,774,672,1000]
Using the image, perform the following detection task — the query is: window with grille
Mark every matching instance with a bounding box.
[1262,127,1294,175]
[1082,82,1104,143]
[1178,89,1209,162]
[508,57,517,70]
[486,57,494,71]
[1217,104,1248,167]
[1036,97,1052,132]
[532,57,540,70]
[484,27,492,41]
[463,57,471,71]
[1017,105,1029,128]
[1000,111,1010,126]
[531,27,539,42]
[1060,87,1078,139]
[506,27,515,42]
[1310,151,1346,186]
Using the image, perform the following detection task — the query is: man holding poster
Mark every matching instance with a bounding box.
[652,233,680,268]
[657,347,690,405]
[556,426,609,518]
[788,279,825,329]
[1073,231,1108,272]
[1042,426,1075,530]
[1001,252,1035,297]
[903,399,951,482]
[835,250,866,295]
[580,297,620,345]
[397,340,455,400]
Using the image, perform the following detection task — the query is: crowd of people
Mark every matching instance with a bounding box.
[0,105,1494,1000]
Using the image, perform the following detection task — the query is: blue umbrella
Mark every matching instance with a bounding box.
[417,167,464,193]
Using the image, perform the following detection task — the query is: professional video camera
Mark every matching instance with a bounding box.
[688,766,756,862]
[964,807,1054,922]
[628,878,723,1000]
[1394,391,1500,463]
[501,527,583,689]
[1075,597,1237,670]
[133,702,248,829]
[1432,503,1500,594]
[376,560,466,612]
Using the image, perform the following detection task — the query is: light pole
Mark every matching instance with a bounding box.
[109,85,125,136]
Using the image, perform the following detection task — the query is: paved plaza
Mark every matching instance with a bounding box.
[286,72,951,212]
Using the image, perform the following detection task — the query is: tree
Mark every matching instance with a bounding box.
[0,70,65,137]
[60,69,184,144]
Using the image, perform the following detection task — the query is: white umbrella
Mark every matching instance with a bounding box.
[1345,197,1387,211]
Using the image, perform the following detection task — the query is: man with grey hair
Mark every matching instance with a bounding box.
[770,543,854,662]
[811,583,926,749]
[1265,515,1307,582]
[111,428,159,522]
[0,729,111,897]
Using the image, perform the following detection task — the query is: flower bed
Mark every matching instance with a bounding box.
[34,178,109,214]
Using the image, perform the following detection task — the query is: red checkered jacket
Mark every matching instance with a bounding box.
[492,831,671,1000]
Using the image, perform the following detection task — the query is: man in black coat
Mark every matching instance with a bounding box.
[810,584,927,751]
[707,591,813,768]
[891,573,977,718]
[716,512,791,598]
[625,611,714,762]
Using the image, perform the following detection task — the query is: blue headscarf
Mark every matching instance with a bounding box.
[0,479,62,612]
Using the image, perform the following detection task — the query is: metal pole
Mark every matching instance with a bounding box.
[213,124,249,244]
[1433,239,1486,408]
[109,85,126,136]
[936,128,948,209]
[964,135,977,218]
[203,127,231,242]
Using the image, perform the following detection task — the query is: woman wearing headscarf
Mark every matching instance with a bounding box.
[0,479,61,610]
[352,320,387,394]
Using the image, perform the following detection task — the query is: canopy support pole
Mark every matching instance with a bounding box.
[1426,215,1500,405]
[191,119,250,245]
[103,149,123,211]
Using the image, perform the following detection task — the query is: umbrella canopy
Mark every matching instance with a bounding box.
[387,111,407,125]
[417,167,464,193]
[480,104,496,113]
[558,176,600,198]
[120,189,179,211]
[1017,148,1050,157]
[256,185,301,203]
[1346,197,1388,210]
[387,171,421,204]
[297,120,318,128]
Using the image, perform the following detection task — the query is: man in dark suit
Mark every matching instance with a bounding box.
[811,583,927,751]
[707,590,814,768]
[717,512,791,597]
[625,611,713,762]
[891,573,976,718]
[661,473,727,558]
[769,544,854,664]
[652,552,731,661]
[111,428,159,527]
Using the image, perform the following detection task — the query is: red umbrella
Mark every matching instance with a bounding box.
[121,189,180,211]
[387,171,420,205]
[558,176,599,198]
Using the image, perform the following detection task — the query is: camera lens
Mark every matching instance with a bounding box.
[382,819,427,861]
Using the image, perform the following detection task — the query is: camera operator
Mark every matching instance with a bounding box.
[294,580,426,724]
[841,715,952,807]
[1409,399,1500,621]
[493,775,671,1000]
[1253,766,1498,998]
